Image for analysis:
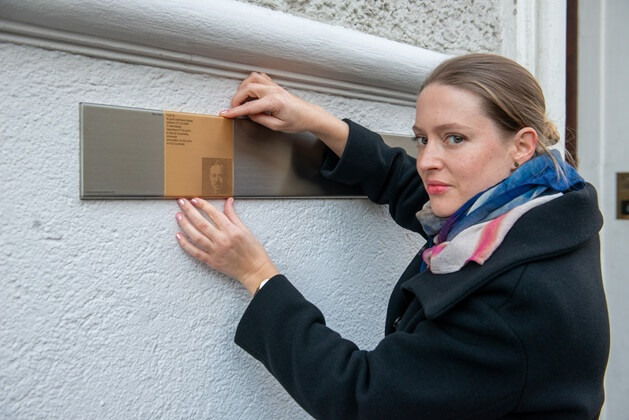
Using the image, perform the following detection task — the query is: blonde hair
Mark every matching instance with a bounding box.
[421,53,571,171]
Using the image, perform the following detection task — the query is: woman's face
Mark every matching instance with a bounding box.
[413,83,515,217]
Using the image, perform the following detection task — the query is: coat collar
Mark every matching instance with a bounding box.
[401,183,603,320]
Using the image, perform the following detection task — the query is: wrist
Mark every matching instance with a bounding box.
[254,278,272,296]
[243,262,280,295]
[309,108,349,157]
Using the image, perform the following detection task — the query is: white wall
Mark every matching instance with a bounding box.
[0,0,576,418]
[239,0,502,54]
[578,1,629,418]
[0,1,471,417]
[0,40,416,419]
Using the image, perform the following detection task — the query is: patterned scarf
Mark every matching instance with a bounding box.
[416,150,585,274]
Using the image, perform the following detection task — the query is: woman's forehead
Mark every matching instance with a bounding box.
[415,84,488,129]
[417,83,483,107]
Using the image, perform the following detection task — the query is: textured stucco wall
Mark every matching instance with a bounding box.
[0,42,418,418]
[0,2,505,419]
[238,0,502,54]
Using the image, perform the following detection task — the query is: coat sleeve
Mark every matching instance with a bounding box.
[320,119,428,235]
[235,275,526,420]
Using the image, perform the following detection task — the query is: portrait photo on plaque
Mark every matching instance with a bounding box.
[202,157,233,197]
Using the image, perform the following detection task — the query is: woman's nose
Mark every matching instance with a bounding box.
[416,140,443,172]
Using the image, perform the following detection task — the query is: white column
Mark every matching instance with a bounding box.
[500,0,567,152]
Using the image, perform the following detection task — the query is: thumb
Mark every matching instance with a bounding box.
[224,198,248,231]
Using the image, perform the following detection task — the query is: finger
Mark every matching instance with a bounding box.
[259,72,274,82]
[230,80,262,108]
[220,103,285,131]
[230,82,273,108]
[223,198,249,231]
[176,211,214,249]
[175,232,213,265]
[177,198,219,237]
[190,197,232,231]
[221,98,279,121]
[237,72,263,90]
[247,113,286,131]
[251,72,275,85]
[239,72,275,89]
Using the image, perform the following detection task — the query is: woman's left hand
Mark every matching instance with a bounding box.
[175,197,279,295]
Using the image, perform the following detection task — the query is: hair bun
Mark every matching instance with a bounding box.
[543,119,561,145]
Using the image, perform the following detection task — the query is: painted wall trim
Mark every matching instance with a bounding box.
[500,0,567,152]
[0,0,448,106]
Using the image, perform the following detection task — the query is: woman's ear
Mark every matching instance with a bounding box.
[511,127,538,166]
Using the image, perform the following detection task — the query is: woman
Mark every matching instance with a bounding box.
[174,54,609,419]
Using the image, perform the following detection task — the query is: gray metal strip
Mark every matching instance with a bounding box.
[80,103,164,198]
[233,118,363,197]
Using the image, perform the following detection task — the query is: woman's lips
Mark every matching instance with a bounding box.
[425,182,450,195]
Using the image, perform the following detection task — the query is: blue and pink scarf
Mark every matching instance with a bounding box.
[417,150,584,274]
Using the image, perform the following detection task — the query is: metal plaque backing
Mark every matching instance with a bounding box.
[80,103,416,199]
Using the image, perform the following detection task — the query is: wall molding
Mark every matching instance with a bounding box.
[0,0,448,106]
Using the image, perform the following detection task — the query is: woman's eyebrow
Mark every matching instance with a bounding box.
[412,122,474,133]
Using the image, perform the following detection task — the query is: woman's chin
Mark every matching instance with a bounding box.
[429,200,456,218]
[432,208,454,218]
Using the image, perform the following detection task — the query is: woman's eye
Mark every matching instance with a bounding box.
[445,134,464,145]
[414,136,428,146]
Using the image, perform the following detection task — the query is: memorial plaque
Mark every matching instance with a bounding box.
[80,103,416,199]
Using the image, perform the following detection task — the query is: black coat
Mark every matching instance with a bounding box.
[235,121,610,419]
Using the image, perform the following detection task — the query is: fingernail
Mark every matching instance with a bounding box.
[178,198,185,207]
[191,198,199,206]
[176,213,182,221]
[219,109,230,115]
[175,233,182,241]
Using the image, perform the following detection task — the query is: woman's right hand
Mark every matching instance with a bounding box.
[219,72,349,157]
